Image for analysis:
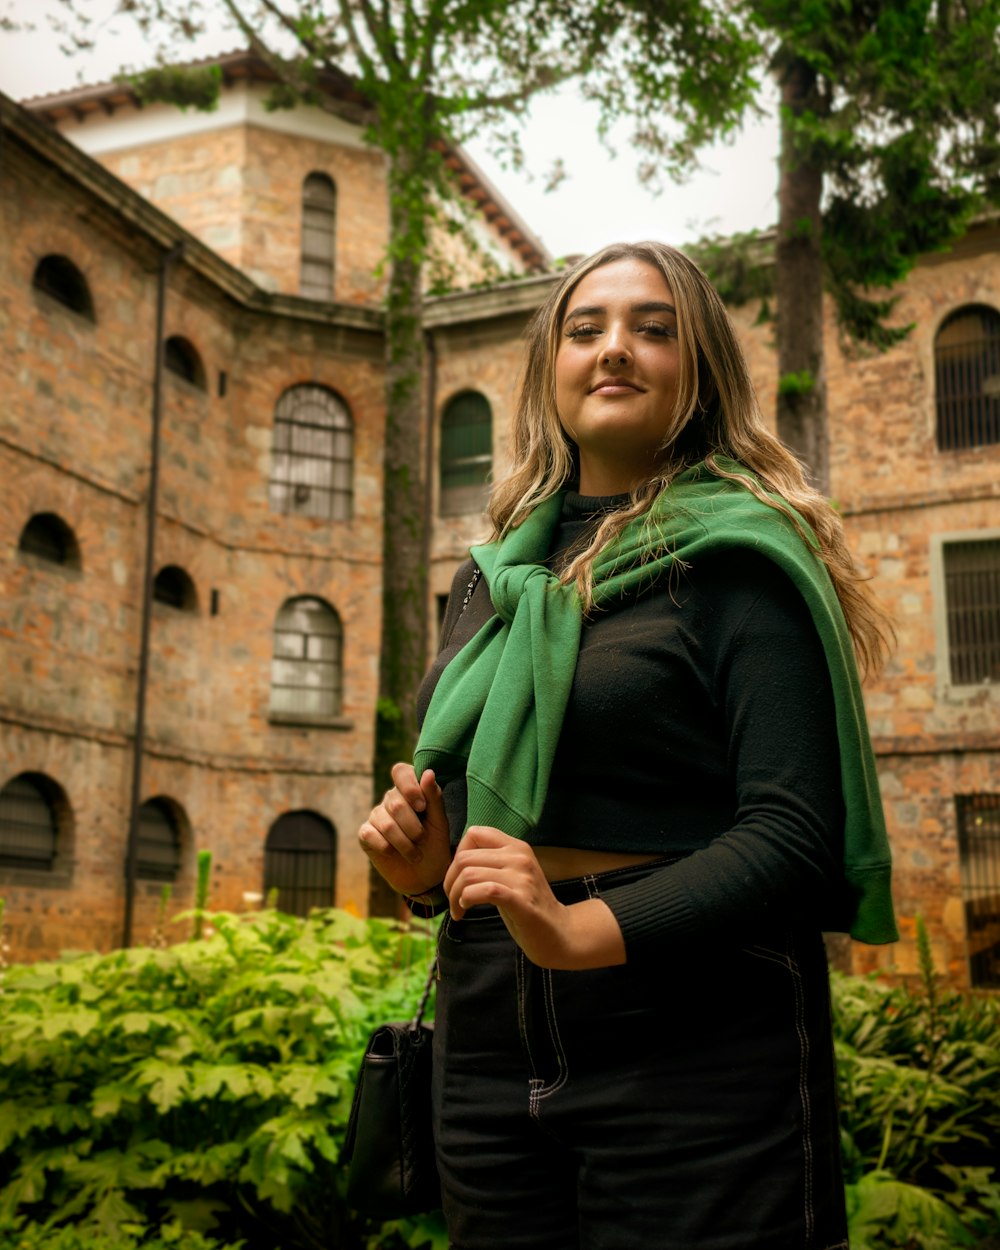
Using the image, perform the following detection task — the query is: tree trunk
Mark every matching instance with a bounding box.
[370,150,430,914]
[775,55,828,492]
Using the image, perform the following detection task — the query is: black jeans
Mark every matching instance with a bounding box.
[431,862,848,1250]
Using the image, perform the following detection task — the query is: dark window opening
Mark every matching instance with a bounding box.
[164,336,207,391]
[32,254,94,320]
[268,385,353,521]
[935,305,1000,451]
[943,538,1000,685]
[0,773,60,871]
[440,391,492,516]
[271,597,343,719]
[300,173,337,300]
[18,513,81,567]
[153,565,198,612]
[136,797,182,883]
[957,794,1000,989]
[264,810,336,916]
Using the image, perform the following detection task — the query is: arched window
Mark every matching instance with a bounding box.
[0,772,62,871]
[268,385,353,521]
[271,597,343,720]
[18,513,81,568]
[439,390,492,515]
[164,336,207,391]
[935,305,1000,451]
[264,810,336,917]
[32,254,94,320]
[153,565,198,611]
[135,797,183,883]
[300,173,337,299]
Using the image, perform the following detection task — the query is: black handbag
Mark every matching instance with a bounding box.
[342,958,441,1217]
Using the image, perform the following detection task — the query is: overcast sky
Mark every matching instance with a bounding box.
[0,0,780,258]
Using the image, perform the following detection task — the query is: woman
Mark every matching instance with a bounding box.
[358,242,897,1250]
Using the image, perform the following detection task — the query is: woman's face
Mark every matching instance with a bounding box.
[555,258,682,495]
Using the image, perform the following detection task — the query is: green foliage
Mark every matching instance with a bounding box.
[0,1216,240,1249]
[778,370,815,397]
[129,66,222,113]
[0,908,440,1250]
[830,932,1000,1247]
[685,229,775,315]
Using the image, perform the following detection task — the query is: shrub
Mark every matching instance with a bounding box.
[832,920,1000,1248]
[0,907,443,1250]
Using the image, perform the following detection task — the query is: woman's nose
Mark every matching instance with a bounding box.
[601,344,631,367]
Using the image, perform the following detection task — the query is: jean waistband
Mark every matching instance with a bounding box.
[546,855,677,904]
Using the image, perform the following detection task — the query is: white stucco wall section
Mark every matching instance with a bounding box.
[57,82,371,156]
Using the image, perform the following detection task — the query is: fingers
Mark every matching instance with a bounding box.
[444,828,541,918]
[358,765,433,866]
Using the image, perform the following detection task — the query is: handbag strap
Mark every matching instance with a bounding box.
[409,956,438,1030]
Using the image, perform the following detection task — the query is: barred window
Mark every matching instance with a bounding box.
[136,797,182,883]
[300,173,337,299]
[164,336,207,391]
[440,391,492,516]
[264,810,336,916]
[0,773,60,871]
[18,513,80,568]
[32,254,94,320]
[268,385,353,521]
[271,597,343,720]
[943,538,1000,685]
[935,305,1000,451]
[956,794,1000,989]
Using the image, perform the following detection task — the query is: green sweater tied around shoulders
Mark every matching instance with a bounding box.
[414,460,898,945]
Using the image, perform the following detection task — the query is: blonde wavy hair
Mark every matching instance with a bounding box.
[488,241,892,677]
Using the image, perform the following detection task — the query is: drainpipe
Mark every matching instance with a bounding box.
[122,240,184,948]
[422,328,438,659]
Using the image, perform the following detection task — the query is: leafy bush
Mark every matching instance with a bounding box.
[832,920,1000,1248]
[0,907,443,1250]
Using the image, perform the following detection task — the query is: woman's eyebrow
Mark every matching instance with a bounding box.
[563,301,676,319]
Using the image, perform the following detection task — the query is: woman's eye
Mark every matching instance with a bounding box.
[565,324,601,339]
[638,321,676,337]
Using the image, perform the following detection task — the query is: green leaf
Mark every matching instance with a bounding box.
[133,1058,190,1112]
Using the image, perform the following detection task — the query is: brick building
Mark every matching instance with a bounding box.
[1,59,998,987]
[0,59,545,959]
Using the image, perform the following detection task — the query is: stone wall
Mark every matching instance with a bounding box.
[1,124,385,958]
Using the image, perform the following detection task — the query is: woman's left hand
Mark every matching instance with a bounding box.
[444,826,626,970]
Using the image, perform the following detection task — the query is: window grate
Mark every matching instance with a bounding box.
[136,799,181,883]
[300,173,336,299]
[270,597,343,718]
[264,811,336,917]
[0,775,58,871]
[440,391,492,516]
[943,539,1000,686]
[956,794,1000,989]
[935,306,1000,451]
[268,385,353,521]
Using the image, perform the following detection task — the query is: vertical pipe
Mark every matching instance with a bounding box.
[422,327,438,657]
[122,240,184,948]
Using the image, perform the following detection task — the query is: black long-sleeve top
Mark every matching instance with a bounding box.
[417,491,848,954]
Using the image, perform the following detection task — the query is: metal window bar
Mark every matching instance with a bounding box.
[263,847,336,916]
[943,539,1000,686]
[0,775,57,870]
[935,308,1000,451]
[269,386,353,520]
[264,811,336,917]
[300,175,336,299]
[136,801,181,883]
[956,794,1000,989]
[271,598,343,717]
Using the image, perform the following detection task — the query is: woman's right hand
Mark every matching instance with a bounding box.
[357,764,452,897]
